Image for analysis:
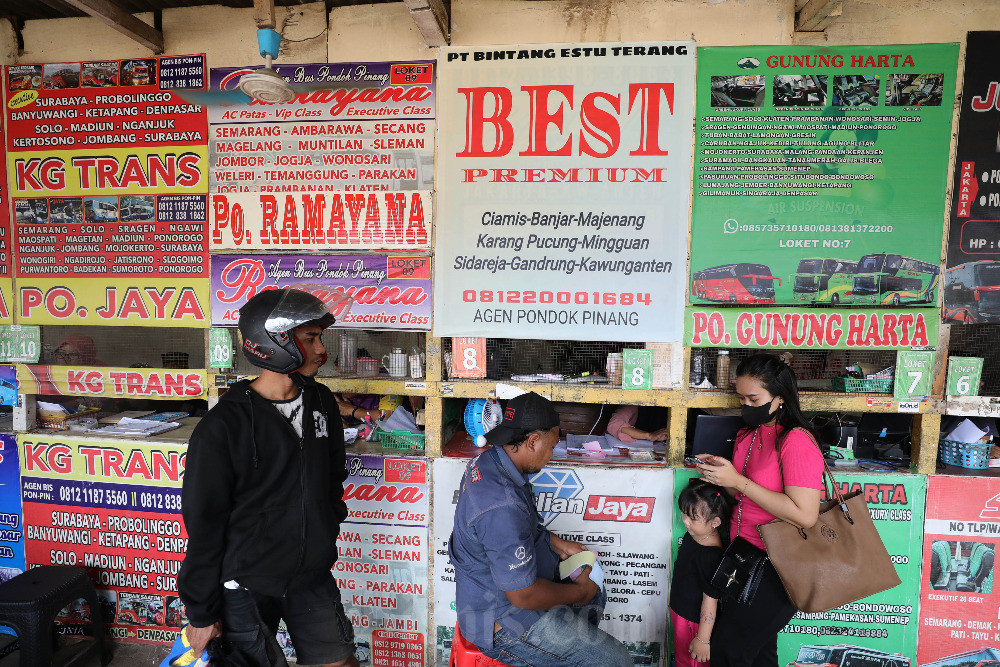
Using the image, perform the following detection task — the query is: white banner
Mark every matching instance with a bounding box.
[432,457,673,667]
[433,43,695,341]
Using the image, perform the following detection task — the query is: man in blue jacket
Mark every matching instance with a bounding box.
[179,288,358,667]
[449,391,631,667]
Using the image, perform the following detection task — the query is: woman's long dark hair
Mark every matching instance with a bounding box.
[735,353,817,448]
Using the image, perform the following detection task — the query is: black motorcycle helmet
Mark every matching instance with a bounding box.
[238,288,337,373]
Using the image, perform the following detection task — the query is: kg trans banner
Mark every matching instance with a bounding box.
[18,432,189,645]
[433,42,695,342]
[5,56,210,326]
[689,44,957,308]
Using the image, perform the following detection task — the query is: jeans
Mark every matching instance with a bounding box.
[481,590,632,667]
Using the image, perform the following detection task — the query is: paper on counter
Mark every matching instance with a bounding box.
[947,418,988,444]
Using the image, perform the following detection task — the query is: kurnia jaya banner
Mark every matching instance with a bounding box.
[434,42,696,342]
[944,31,1000,325]
[689,44,957,309]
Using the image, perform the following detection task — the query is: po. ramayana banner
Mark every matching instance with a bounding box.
[210,254,431,330]
[434,42,695,342]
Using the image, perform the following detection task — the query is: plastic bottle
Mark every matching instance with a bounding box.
[691,349,706,386]
[715,350,730,389]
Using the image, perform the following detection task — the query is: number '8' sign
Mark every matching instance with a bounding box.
[622,349,653,390]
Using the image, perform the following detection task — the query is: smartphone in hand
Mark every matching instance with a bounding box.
[684,456,704,467]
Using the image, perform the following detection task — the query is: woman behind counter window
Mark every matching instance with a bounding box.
[693,354,824,667]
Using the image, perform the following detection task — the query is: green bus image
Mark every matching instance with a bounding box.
[791,257,857,305]
[851,253,939,306]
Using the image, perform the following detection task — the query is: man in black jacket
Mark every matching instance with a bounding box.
[179,288,359,667]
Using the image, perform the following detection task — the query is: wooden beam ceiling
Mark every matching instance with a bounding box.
[58,0,165,51]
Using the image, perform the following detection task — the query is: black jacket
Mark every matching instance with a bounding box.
[178,377,348,626]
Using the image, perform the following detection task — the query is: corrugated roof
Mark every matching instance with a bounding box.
[0,0,391,23]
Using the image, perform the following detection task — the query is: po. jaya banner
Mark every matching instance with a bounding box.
[690,44,957,308]
[211,254,431,330]
[5,56,210,326]
[18,432,188,645]
[919,475,1000,665]
[945,32,1000,325]
[434,42,695,342]
[16,364,206,399]
[433,457,672,666]
[208,61,434,200]
[685,306,938,349]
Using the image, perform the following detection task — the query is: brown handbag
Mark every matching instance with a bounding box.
[757,433,901,613]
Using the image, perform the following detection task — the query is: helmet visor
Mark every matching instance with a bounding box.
[264,286,353,334]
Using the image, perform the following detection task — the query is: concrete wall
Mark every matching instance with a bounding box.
[5,0,1000,66]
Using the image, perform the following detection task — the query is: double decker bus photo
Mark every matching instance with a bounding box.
[945,260,1000,323]
[692,263,780,304]
[851,253,939,306]
[791,257,858,305]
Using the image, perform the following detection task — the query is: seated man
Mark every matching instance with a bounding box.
[449,392,631,667]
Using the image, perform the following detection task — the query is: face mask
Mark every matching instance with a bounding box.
[741,401,778,427]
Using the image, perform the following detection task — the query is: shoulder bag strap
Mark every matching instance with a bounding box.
[777,427,854,533]
[733,428,758,538]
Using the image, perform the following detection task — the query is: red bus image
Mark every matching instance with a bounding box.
[692,263,780,304]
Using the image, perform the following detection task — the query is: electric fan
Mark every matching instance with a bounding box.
[464,398,502,447]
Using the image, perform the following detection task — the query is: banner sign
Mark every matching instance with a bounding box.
[433,457,672,666]
[16,365,207,399]
[14,279,209,327]
[947,356,984,397]
[918,475,1000,664]
[209,190,430,251]
[685,306,938,349]
[5,56,210,325]
[0,435,25,584]
[433,42,695,342]
[0,82,11,326]
[689,44,957,308]
[294,454,428,666]
[208,61,434,199]
[210,254,431,330]
[19,432,188,644]
[945,32,1000,325]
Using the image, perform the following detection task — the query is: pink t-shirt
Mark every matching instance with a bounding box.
[728,424,824,549]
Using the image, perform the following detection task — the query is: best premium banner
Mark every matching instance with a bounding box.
[5,56,211,326]
[434,42,695,342]
[685,306,938,349]
[945,32,1000,325]
[433,457,672,666]
[210,254,431,330]
[689,44,957,308]
[18,432,188,645]
[918,475,1000,665]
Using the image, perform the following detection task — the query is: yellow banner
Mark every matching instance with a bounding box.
[8,146,208,197]
[15,278,209,327]
[18,433,186,486]
[17,365,207,399]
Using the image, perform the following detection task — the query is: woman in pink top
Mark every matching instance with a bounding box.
[694,354,824,666]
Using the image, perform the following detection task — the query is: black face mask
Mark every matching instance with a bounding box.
[741,401,778,427]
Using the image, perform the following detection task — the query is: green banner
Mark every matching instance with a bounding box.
[685,306,938,349]
[690,44,958,307]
